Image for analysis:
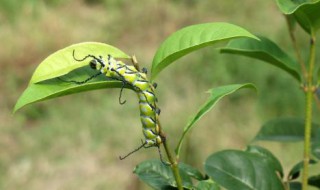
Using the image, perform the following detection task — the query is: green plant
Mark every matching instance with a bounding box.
[14,1,320,190]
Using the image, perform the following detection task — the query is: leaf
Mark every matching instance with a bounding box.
[308,175,320,188]
[14,67,125,112]
[288,159,317,180]
[246,145,284,178]
[196,180,220,190]
[175,83,256,156]
[276,0,320,34]
[179,163,206,181]
[294,1,320,34]
[133,160,193,190]
[316,87,320,100]
[276,0,318,14]
[220,36,301,81]
[30,42,130,84]
[289,182,302,190]
[253,117,320,142]
[312,142,320,159]
[204,150,284,190]
[151,22,258,80]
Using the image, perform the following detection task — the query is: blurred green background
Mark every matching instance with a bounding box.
[1,0,319,189]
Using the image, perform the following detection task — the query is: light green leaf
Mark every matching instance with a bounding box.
[14,67,125,113]
[175,83,256,156]
[253,117,320,142]
[30,42,130,84]
[276,0,320,34]
[204,150,284,190]
[151,22,258,80]
[220,36,301,81]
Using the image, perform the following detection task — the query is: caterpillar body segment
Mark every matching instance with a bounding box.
[84,52,163,147]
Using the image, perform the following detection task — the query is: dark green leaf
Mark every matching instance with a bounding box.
[289,182,302,190]
[308,175,320,188]
[316,88,320,99]
[151,22,258,80]
[220,36,301,81]
[276,0,317,14]
[288,159,317,180]
[179,163,205,181]
[30,42,130,84]
[312,142,320,159]
[286,14,298,31]
[133,160,193,190]
[204,150,284,190]
[175,84,256,155]
[276,0,320,34]
[14,67,125,112]
[246,145,284,178]
[294,1,320,34]
[253,117,320,142]
[318,68,320,85]
[196,180,220,190]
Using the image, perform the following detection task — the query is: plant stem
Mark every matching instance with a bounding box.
[162,138,183,190]
[302,35,316,190]
[158,120,183,190]
[285,15,307,80]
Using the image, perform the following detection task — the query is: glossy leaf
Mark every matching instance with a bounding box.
[308,175,320,188]
[14,67,126,112]
[133,160,193,190]
[253,117,320,142]
[220,36,301,81]
[30,42,130,84]
[276,0,320,34]
[246,145,284,178]
[204,150,284,190]
[288,159,317,180]
[151,22,258,80]
[196,180,220,190]
[175,83,256,156]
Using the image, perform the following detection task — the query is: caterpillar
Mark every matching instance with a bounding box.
[62,50,165,160]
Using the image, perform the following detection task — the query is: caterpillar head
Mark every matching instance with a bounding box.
[89,58,105,71]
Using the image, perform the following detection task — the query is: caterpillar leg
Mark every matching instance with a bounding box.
[58,72,102,85]
[157,145,171,166]
[143,141,171,166]
[72,49,100,62]
[152,83,157,89]
[118,81,127,105]
[119,141,146,160]
[141,67,148,74]
[119,140,171,166]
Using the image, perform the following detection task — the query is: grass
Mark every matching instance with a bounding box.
[1,0,319,189]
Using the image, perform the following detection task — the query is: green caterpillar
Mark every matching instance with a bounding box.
[66,51,163,151]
